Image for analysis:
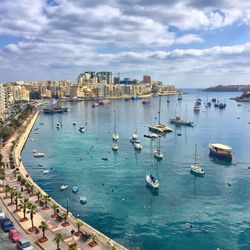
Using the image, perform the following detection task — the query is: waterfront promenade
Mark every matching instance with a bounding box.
[0,110,127,250]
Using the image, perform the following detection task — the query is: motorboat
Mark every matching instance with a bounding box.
[79,126,85,133]
[170,116,194,126]
[38,164,43,167]
[73,122,76,126]
[214,102,219,107]
[101,157,108,161]
[219,103,226,109]
[144,133,159,139]
[72,186,79,193]
[80,196,87,205]
[146,174,159,189]
[134,143,142,150]
[190,144,204,175]
[33,152,45,158]
[43,170,49,175]
[130,133,139,143]
[112,143,119,151]
[154,149,163,160]
[112,132,119,141]
[32,150,37,153]
[56,123,61,128]
[190,165,205,175]
[92,102,99,108]
[212,98,216,102]
[209,143,232,159]
[177,95,182,101]
[60,185,69,191]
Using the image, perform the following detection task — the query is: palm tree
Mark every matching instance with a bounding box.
[14,192,22,212]
[76,220,83,235]
[42,195,51,210]
[68,243,77,250]
[28,203,37,231]
[36,190,42,203]
[17,174,22,183]
[4,184,10,198]
[9,187,16,205]
[51,204,59,217]
[39,221,48,241]
[24,182,30,193]
[19,198,29,221]
[53,232,64,250]
[62,212,69,226]
[29,184,35,196]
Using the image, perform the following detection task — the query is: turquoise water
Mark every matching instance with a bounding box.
[22,92,250,250]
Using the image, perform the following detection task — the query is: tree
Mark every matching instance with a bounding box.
[9,187,16,205]
[29,184,35,196]
[53,232,64,250]
[36,190,42,203]
[42,195,51,209]
[17,174,23,182]
[68,243,77,250]
[14,191,22,212]
[39,221,48,240]
[24,182,31,193]
[4,184,10,198]
[76,220,83,233]
[62,212,69,225]
[19,198,29,221]
[51,204,59,217]
[28,203,37,230]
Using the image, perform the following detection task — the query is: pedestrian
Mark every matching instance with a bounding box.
[71,229,75,239]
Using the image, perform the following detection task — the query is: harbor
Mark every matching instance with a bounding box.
[21,91,250,250]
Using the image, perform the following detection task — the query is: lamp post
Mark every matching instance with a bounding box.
[66,198,69,215]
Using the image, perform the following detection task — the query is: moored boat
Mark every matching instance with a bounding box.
[43,106,68,114]
[146,174,159,189]
[72,186,79,193]
[130,132,139,143]
[154,149,163,160]
[33,152,45,158]
[190,144,205,175]
[80,196,87,205]
[193,105,200,112]
[142,98,151,104]
[112,143,119,151]
[60,185,69,191]
[134,142,142,150]
[92,102,99,108]
[209,143,232,159]
[43,170,49,174]
[79,126,85,133]
[144,133,159,138]
[112,132,119,141]
[98,99,111,105]
[170,116,194,126]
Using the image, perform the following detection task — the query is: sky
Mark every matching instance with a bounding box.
[1,0,250,87]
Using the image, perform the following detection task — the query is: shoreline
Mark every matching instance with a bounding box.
[14,110,128,250]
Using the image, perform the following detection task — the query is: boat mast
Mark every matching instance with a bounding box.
[194,144,197,164]
[158,95,161,125]
[114,109,116,133]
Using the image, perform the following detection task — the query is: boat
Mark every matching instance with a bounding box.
[177,94,182,101]
[154,149,163,160]
[134,142,142,150]
[101,157,108,161]
[193,105,200,112]
[209,143,232,159]
[60,185,69,191]
[112,109,119,141]
[56,123,61,128]
[190,144,205,175]
[43,106,68,114]
[212,98,216,102]
[142,98,151,104]
[34,131,40,134]
[214,102,219,107]
[98,99,111,105]
[92,102,99,108]
[131,96,142,100]
[32,150,37,153]
[112,143,119,151]
[125,98,130,101]
[43,170,49,175]
[219,103,226,109]
[38,164,43,167]
[80,196,87,205]
[167,96,170,103]
[33,152,45,158]
[130,132,139,143]
[73,122,76,126]
[144,133,159,138]
[72,186,79,193]
[149,96,173,133]
[170,117,194,126]
[79,126,85,133]
[146,174,159,189]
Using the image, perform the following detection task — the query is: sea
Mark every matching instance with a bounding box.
[22,91,250,250]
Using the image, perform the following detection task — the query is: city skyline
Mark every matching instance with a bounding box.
[1,1,250,86]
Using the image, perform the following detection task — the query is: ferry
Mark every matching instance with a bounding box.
[43,106,68,114]
[209,143,232,159]
[146,174,159,189]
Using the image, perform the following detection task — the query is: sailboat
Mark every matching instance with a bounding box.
[146,174,159,189]
[190,144,204,175]
[112,142,119,151]
[112,109,119,141]
[170,105,194,126]
[130,132,140,143]
[154,137,163,160]
[149,95,173,133]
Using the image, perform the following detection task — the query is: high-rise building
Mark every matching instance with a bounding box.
[143,75,151,84]
[0,84,6,121]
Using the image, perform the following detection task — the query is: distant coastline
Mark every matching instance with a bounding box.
[204,84,250,92]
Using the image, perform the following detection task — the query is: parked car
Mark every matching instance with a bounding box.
[9,228,23,242]
[0,207,5,218]
[16,238,34,250]
[0,218,14,232]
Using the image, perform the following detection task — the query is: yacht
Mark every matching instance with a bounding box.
[170,116,194,126]
[112,143,119,151]
[190,144,205,175]
[146,174,159,189]
[209,143,232,159]
[60,185,68,191]
[134,142,142,150]
[144,133,159,139]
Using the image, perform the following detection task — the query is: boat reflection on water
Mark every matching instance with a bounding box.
[145,184,159,196]
[209,154,232,166]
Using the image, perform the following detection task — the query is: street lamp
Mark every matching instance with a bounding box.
[66,198,69,215]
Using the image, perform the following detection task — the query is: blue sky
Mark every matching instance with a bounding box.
[1,0,250,87]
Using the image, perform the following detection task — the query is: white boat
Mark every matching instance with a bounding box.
[134,143,142,150]
[154,149,163,160]
[43,170,49,174]
[190,144,204,175]
[112,143,119,151]
[130,133,140,143]
[60,185,68,191]
[34,131,40,134]
[112,132,119,141]
[32,150,37,153]
[33,152,45,158]
[79,126,85,133]
[146,174,159,189]
[194,105,200,112]
[56,123,61,128]
[144,133,159,138]
[80,196,87,205]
